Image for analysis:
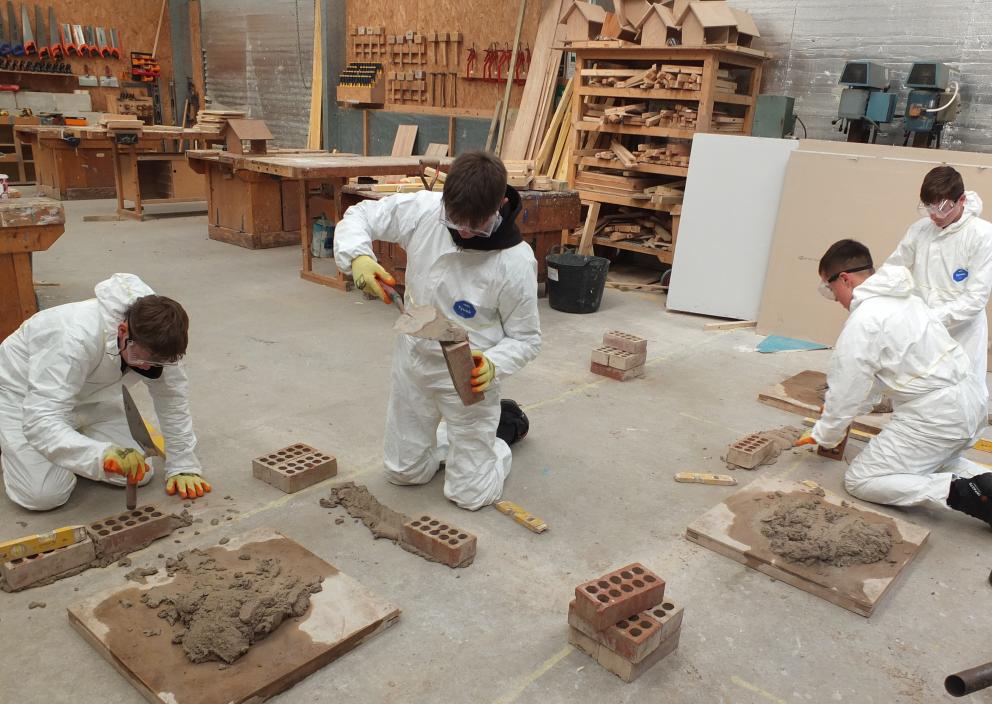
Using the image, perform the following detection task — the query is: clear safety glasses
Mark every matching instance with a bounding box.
[917,199,956,216]
[122,338,181,367]
[440,207,503,237]
[817,263,874,301]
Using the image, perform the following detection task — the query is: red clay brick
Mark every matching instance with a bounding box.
[569,622,681,682]
[574,563,665,630]
[86,505,177,560]
[401,515,477,567]
[607,349,647,371]
[817,427,850,461]
[603,331,647,355]
[1,537,96,591]
[726,433,775,469]
[591,361,644,381]
[590,346,615,366]
[568,598,684,663]
[441,340,483,406]
[252,443,338,493]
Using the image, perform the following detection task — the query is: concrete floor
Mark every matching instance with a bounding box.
[0,197,990,704]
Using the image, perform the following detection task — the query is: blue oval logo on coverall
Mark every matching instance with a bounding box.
[453,300,477,319]
[953,268,969,282]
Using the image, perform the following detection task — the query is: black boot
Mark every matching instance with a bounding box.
[948,474,992,527]
[497,399,529,447]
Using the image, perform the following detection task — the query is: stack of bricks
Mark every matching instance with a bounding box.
[568,563,683,682]
[591,331,647,381]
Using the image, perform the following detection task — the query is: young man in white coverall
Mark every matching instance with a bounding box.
[0,273,211,511]
[884,166,992,389]
[795,240,992,526]
[334,151,540,510]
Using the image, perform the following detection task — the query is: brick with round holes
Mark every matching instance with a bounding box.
[568,597,683,663]
[1,537,96,591]
[251,443,338,493]
[85,505,177,560]
[602,331,648,355]
[573,563,666,630]
[725,433,775,469]
[401,516,477,568]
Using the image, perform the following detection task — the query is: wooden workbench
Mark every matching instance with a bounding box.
[18,125,225,218]
[186,149,326,250]
[212,153,455,290]
[340,185,580,294]
[0,197,65,340]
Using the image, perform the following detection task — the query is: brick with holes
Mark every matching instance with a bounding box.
[725,433,775,469]
[1,537,96,591]
[607,349,647,371]
[568,597,683,663]
[568,622,681,682]
[401,516,477,568]
[591,346,616,366]
[573,563,665,630]
[86,506,179,560]
[603,331,647,355]
[251,443,338,493]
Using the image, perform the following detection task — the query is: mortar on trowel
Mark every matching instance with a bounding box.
[387,285,481,407]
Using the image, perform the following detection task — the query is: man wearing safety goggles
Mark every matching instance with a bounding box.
[334,151,541,511]
[797,240,992,527]
[0,273,210,511]
[883,166,992,400]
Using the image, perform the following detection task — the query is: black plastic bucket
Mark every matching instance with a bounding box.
[546,250,610,314]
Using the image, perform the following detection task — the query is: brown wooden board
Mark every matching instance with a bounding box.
[67,530,400,704]
[685,474,929,617]
[757,369,890,436]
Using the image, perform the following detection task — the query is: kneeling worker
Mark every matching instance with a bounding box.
[334,151,540,510]
[0,274,211,511]
[797,239,992,526]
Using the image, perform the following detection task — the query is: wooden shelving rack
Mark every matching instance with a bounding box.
[562,45,768,266]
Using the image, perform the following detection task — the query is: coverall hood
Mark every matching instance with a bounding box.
[94,273,155,360]
[850,265,915,312]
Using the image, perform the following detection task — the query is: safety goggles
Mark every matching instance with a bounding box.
[917,199,957,216]
[122,338,181,367]
[817,263,874,300]
[440,207,503,237]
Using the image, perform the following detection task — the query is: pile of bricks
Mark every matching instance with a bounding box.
[568,563,683,682]
[591,330,648,381]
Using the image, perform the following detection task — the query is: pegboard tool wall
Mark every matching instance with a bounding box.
[344,0,548,113]
[8,1,175,120]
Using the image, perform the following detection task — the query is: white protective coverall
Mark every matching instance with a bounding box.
[812,265,989,508]
[884,191,992,383]
[334,189,541,510]
[0,274,202,510]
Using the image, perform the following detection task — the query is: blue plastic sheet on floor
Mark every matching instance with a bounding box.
[756,335,829,353]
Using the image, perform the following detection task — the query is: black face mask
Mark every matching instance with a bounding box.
[118,329,164,379]
[447,186,524,251]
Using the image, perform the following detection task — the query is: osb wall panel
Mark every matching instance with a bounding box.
[17,1,175,121]
[345,0,551,113]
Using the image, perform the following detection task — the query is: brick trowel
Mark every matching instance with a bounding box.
[121,385,165,510]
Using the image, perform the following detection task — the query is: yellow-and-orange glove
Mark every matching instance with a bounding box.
[166,473,212,500]
[794,430,817,447]
[471,350,495,393]
[102,446,148,483]
[351,255,396,305]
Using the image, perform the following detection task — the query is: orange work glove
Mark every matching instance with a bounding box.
[102,446,148,483]
[166,473,212,500]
